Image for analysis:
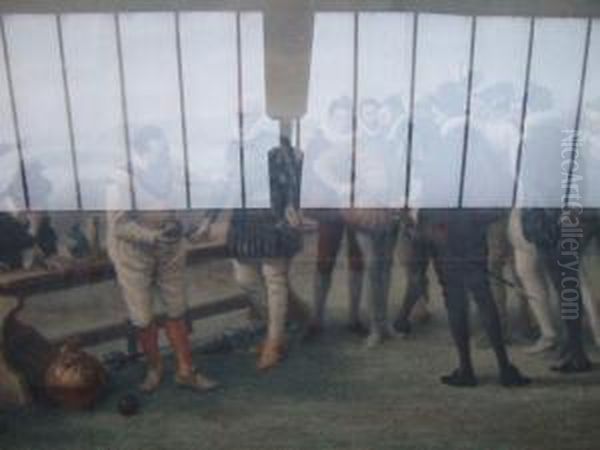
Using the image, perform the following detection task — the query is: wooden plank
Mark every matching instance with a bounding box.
[0,241,228,297]
[0,219,316,297]
[55,293,249,348]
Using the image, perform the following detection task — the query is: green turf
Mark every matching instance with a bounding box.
[2,234,600,450]
[2,318,599,450]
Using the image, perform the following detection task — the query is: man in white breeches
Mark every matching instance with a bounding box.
[509,209,559,353]
[107,125,218,393]
[108,217,187,328]
[232,258,290,351]
[227,123,304,370]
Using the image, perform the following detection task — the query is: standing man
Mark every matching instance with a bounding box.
[107,126,218,393]
[417,209,531,387]
[399,82,530,386]
[228,121,304,370]
[519,207,593,372]
[304,97,366,336]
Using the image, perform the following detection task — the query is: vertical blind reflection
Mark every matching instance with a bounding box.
[62,14,130,210]
[580,20,600,207]
[118,12,186,210]
[0,12,597,211]
[179,12,240,209]
[300,12,354,209]
[354,12,413,208]
[4,14,78,210]
[240,12,279,209]
[462,17,530,208]
[0,22,25,211]
[516,18,587,208]
[409,14,472,208]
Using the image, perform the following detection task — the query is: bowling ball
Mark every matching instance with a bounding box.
[118,393,140,417]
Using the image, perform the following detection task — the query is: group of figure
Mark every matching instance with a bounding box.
[106,119,596,394]
[1,80,599,394]
[101,118,598,392]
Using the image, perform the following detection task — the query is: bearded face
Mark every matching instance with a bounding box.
[359,99,383,136]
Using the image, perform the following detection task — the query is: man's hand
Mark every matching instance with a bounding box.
[185,222,211,244]
[285,205,303,229]
[157,220,183,245]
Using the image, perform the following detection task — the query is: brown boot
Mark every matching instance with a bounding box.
[165,318,219,391]
[137,323,164,393]
[257,338,287,371]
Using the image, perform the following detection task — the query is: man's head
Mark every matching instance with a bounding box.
[132,126,169,171]
[359,98,383,136]
[326,96,353,136]
[475,82,519,120]
[526,83,554,114]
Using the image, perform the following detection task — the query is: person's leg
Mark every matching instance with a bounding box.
[580,265,600,347]
[486,216,511,343]
[394,235,431,334]
[158,244,218,390]
[437,260,477,387]
[409,288,432,324]
[580,238,600,347]
[399,210,432,325]
[233,258,267,327]
[467,265,531,386]
[421,213,478,386]
[513,246,559,352]
[356,230,383,346]
[257,258,290,370]
[311,218,345,331]
[509,210,558,352]
[378,224,399,335]
[507,254,538,340]
[136,323,162,392]
[543,240,592,373]
[356,225,398,348]
[112,246,160,392]
[346,228,366,332]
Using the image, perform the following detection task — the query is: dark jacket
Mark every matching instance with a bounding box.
[228,141,303,259]
[0,213,34,269]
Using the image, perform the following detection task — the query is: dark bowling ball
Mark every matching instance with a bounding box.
[118,393,140,417]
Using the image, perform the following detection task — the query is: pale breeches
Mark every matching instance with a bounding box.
[233,257,290,341]
[508,210,558,340]
[110,240,187,328]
